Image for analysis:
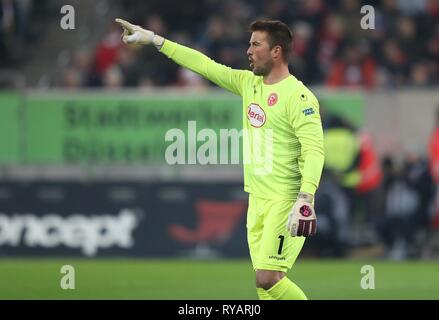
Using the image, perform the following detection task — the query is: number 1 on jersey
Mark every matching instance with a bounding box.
[277,235,285,255]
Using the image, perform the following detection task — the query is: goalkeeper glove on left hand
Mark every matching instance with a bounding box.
[287,192,317,237]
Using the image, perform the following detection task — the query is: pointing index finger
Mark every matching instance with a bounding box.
[115,18,135,32]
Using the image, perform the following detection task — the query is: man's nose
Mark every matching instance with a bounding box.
[247,47,252,56]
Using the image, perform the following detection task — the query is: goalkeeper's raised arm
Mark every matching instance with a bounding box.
[115,18,250,96]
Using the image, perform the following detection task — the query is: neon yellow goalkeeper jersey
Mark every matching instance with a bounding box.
[160,40,325,199]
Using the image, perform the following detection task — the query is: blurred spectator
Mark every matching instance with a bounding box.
[338,0,366,40]
[326,42,377,89]
[294,0,327,32]
[427,0,439,16]
[322,114,361,223]
[0,0,33,65]
[72,48,93,75]
[175,68,209,89]
[313,172,351,257]
[396,16,420,63]
[102,65,124,89]
[62,67,82,89]
[429,107,439,183]
[378,0,401,35]
[144,14,168,35]
[404,144,434,235]
[197,16,232,64]
[319,112,368,256]
[355,132,384,223]
[117,46,142,87]
[66,47,93,88]
[136,14,179,86]
[426,25,439,81]
[89,21,124,86]
[428,107,439,235]
[376,156,412,259]
[397,0,427,15]
[410,60,434,86]
[316,13,346,82]
[377,147,434,259]
[356,135,381,183]
[290,21,317,83]
[260,0,291,21]
[379,39,409,87]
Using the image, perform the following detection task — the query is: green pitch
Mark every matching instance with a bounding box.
[0,259,438,299]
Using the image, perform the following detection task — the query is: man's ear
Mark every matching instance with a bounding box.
[272,45,282,60]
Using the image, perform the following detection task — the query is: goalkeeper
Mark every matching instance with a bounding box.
[116,18,325,300]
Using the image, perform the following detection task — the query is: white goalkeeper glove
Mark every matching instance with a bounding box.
[115,18,164,49]
[287,192,317,237]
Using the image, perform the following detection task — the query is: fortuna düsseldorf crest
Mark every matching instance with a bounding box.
[268,93,278,106]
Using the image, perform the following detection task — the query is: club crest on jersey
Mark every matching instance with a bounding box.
[247,103,266,128]
[267,93,278,106]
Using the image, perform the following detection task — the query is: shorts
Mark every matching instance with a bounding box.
[246,193,305,273]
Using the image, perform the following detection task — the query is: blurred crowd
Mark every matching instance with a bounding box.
[1,0,439,89]
[313,107,439,259]
[59,0,439,90]
[0,0,50,67]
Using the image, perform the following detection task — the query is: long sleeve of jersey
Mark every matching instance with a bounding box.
[289,96,325,196]
[160,39,251,96]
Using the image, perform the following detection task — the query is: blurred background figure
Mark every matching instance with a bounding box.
[426,106,439,257]
[88,21,124,87]
[319,113,360,255]
[326,41,376,89]
[428,107,439,184]
[322,114,360,210]
[377,145,434,260]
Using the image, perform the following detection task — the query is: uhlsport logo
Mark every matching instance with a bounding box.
[267,93,278,106]
[247,103,266,128]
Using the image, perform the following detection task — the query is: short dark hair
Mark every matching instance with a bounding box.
[249,20,293,62]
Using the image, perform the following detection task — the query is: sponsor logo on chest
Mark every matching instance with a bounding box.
[247,103,266,128]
